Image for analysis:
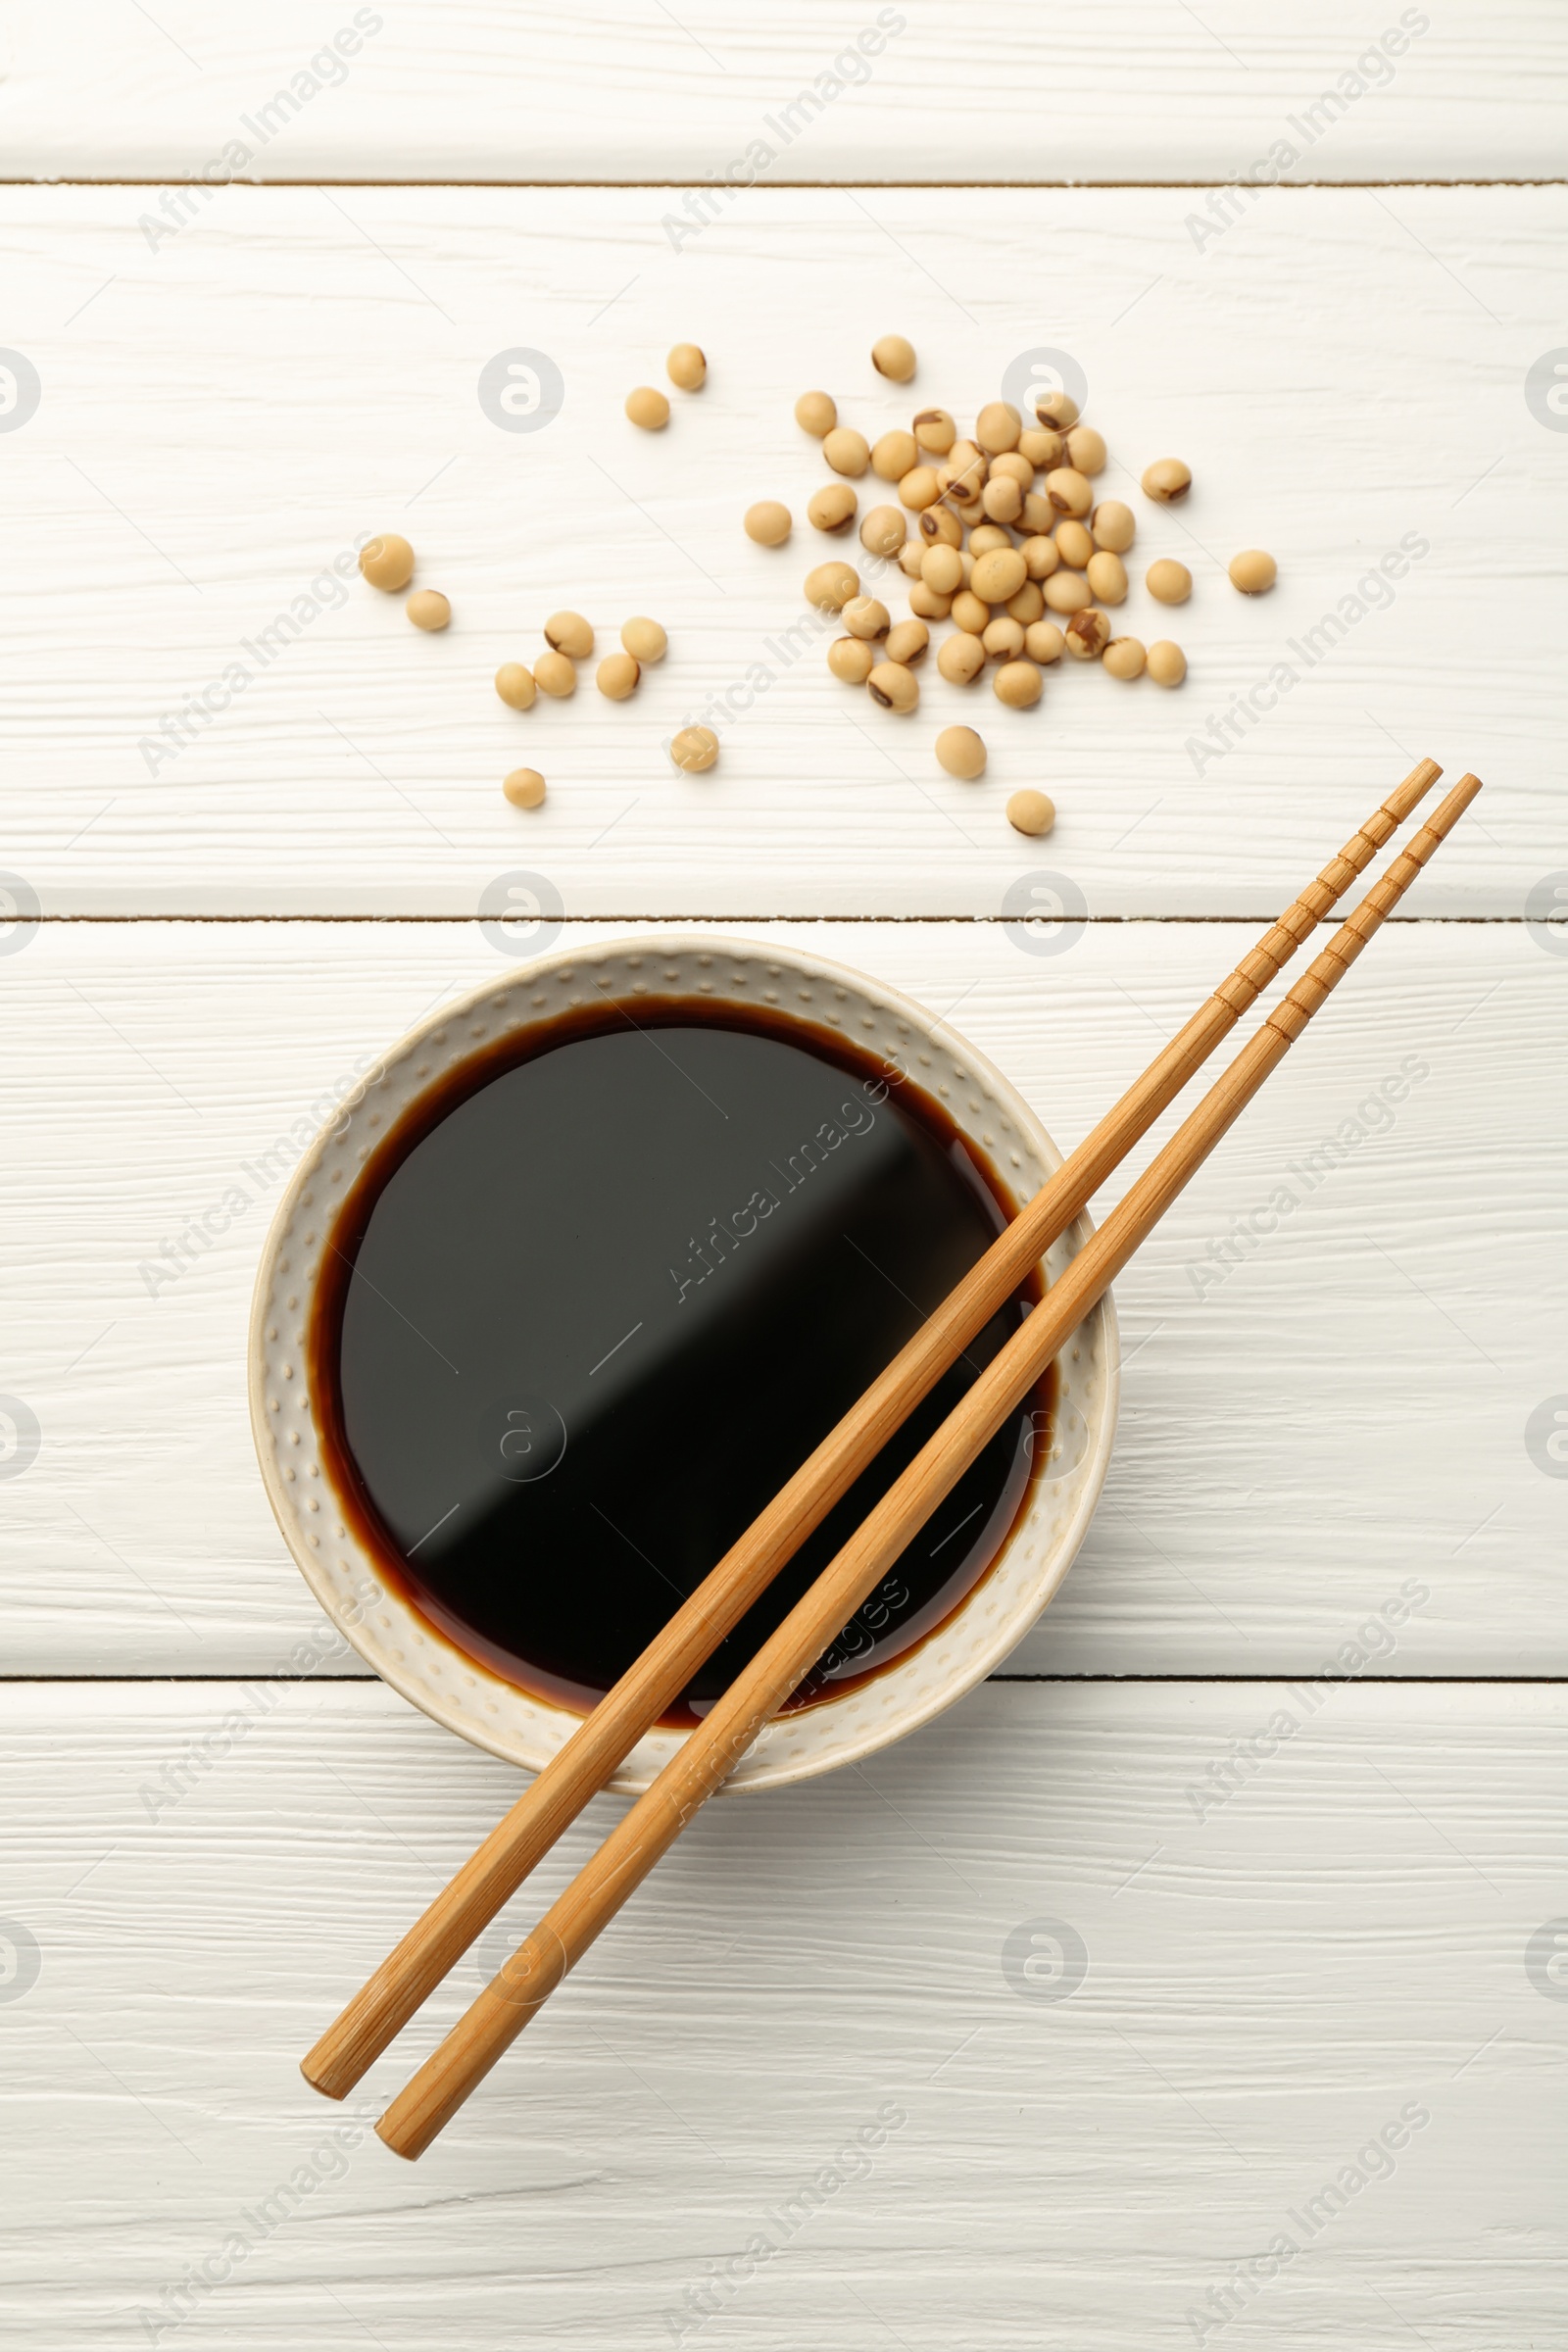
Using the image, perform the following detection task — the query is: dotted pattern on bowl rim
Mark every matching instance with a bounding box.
[250,934,1117,1797]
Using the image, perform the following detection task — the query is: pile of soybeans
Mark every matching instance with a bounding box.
[745,333,1275,836]
[359,334,1276,837]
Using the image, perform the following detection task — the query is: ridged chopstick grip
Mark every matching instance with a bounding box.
[375,770,1478,2160]
[300,760,1440,2101]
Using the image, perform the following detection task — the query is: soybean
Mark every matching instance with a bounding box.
[1006,787,1055,836]
[1054,519,1094,570]
[666,343,706,390]
[795,390,837,437]
[971,546,1027,603]
[1146,558,1192,605]
[843,595,890,640]
[360,533,415,592]
[975,400,1022,454]
[1020,534,1061,581]
[918,503,961,548]
[1043,570,1092,614]
[1141,457,1192,504]
[872,429,918,482]
[1065,608,1110,660]
[872,334,916,382]
[1018,426,1064,469]
[899,466,943,511]
[886,618,929,666]
[670,724,719,771]
[1102,636,1147,680]
[1091,501,1136,554]
[1024,620,1066,665]
[981,474,1024,524]
[1147,639,1187,687]
[867,661,918,712]
[625,386,670,429]
[406,590,451,631]
[808,483,858,534]
[936,725,987,779]
[982,615,1025,661]
[823,426,870,477]
[942,447,987,499]
[951,588,991,634]
[534,650,576,697]
[596,652,640,699]
[1033,389,1079,429]
[1065,425,1106,474]
[495,662,536,710]
[545,611,593,658]
[1085,551,1128,605]
[1045,467,1093,517]
[503,766,547,809]
[1229,548,1277,594]
[1005,578,1045,624]
[622,616,667,663]
[805,561,859,611]
[937,632,986,685]
[828,636,877,684]
[920,543,964,596]
[993,660,1042,709]
[912,407,956,454]
[907,580,954,620]
[745,500,793,545]
[860,504,907,557]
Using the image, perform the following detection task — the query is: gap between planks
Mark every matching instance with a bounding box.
[15,913,1529,929]
[4,1673,1563,1687]
[5,176,1564,190]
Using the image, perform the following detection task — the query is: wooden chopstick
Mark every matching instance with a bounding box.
[302,758,1442,2105]
[374,768,1480,2160]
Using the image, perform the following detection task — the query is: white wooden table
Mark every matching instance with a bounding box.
[3,10,1565,2345]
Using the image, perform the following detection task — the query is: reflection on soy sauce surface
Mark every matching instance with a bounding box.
[313,1002,1050,1728]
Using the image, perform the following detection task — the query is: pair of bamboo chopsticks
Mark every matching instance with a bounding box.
[304,757,1478,2159]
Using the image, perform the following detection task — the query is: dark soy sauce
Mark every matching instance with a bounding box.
[312,1001,1049,1727]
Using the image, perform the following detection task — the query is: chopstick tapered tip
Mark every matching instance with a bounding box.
[1385,758,1443,822]
[1426,770,1484,833]
[1383,772,1484,895]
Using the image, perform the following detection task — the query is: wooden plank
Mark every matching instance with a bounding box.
[2,1678,1562,2347]
[3,3,1564,183]
[0,185,1560,915]
[4,917,1561,1679]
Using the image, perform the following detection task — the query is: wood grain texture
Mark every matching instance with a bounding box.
[0,185,1562,915]
[3,3,1564,183]
[3,917,1561,1680]
[3,9,1559,2326]
[2,1678,1562,2346]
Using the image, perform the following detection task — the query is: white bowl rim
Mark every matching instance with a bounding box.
[248,929,1118,1794]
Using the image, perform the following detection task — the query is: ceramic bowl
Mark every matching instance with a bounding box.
[249,932,1118,1794]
